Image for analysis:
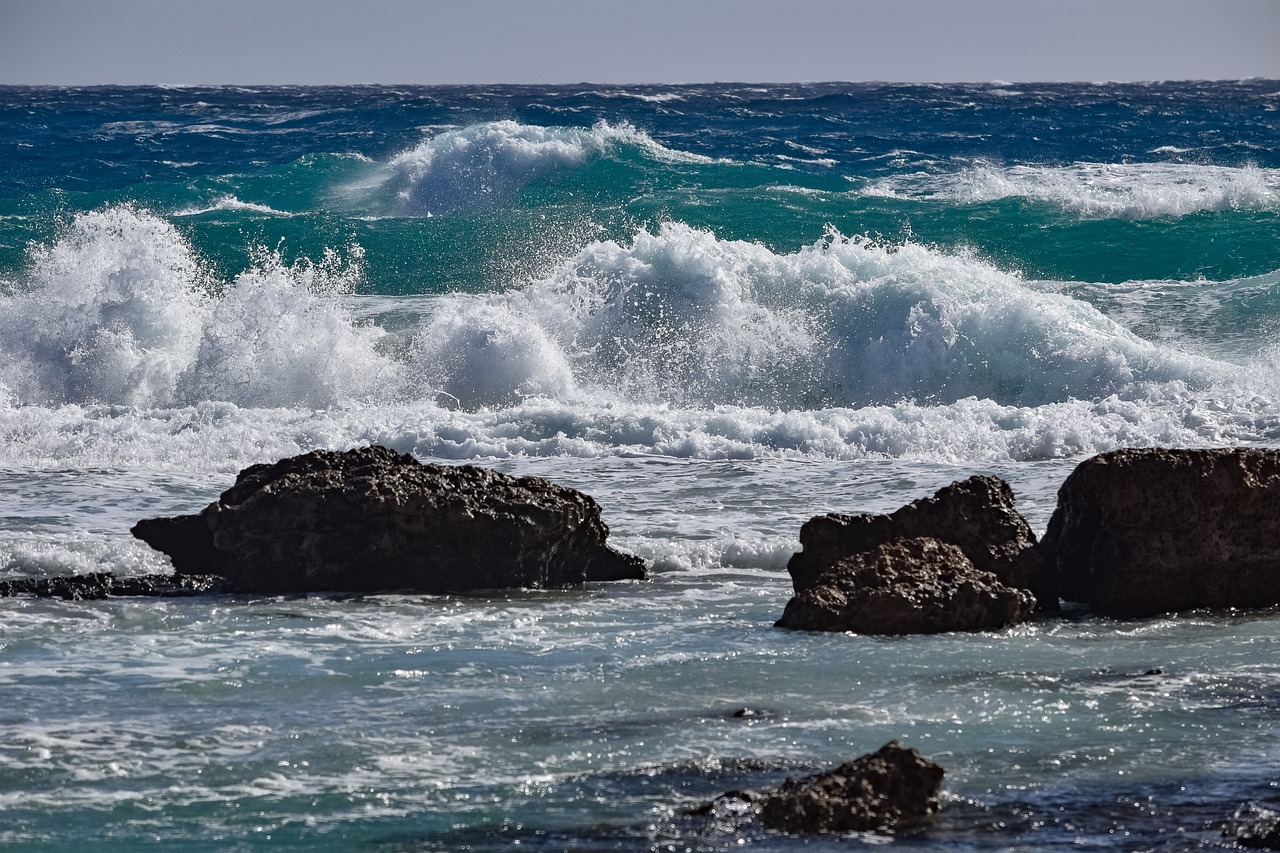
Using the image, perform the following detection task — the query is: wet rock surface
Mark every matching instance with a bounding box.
[787,475,1050,608]
[759,741,944,834]
[1225,802,1280,849]
[689,742,944,836]
[132,445,645,595]
[775,537,1035,634]
[1039,447,1280,617]
[0,572,230,600]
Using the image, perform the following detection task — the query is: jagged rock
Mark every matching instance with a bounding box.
[1038,448,1280,617]
[132,445,645,595]
[1225,802,1280,849]
[787,475,1051,609]
[775,537,1034,634]
[759,742,944,834]
[0,572,230,600]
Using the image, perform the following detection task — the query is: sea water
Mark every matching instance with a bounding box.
[1,82,1279,850]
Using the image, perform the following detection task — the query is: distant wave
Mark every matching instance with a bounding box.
[864,162,1280,219]
[377,120,712,216]
[173,195,296,217]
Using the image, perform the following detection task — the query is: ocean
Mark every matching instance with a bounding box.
[1,81,1279,850]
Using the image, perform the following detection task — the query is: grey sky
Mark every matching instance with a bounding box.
[2,0,1278,85]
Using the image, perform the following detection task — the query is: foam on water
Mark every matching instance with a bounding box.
[0,207,395,409]
[0,206,1275,472]
[865,162,1280,219]
[173,195,296,217]
[381,120,709,216]
[435,222,1232,410]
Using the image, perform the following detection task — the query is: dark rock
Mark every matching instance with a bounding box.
[132,445,645,595]
[787,475,1051,609]
[1038,448,1280,617]
[683,789,760,818]
[775,537,1035,634]
[1225,802,1280,849]
[759,741,944,834]
[0,572,231,600]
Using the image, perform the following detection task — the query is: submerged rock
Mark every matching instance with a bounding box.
[1038,448,1280,617]
[775,537,1034,634]
[132,445,645,595]
[1225,802,1280,849]
[0,572,230,600]
[787,475,1050,609]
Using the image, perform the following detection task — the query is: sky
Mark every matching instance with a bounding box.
[1,0,1278,86]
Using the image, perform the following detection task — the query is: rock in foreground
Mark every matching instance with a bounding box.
[1039,448,1280,617]
[132,446,645,595]
[1225,802,1280,849]
[787,475,1050,609]
[775,537,1035,634]
[759,742,944,834]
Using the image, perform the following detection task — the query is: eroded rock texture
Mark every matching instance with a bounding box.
[132,445,645,594]
[775,537,1034,634]
[1038,447,1280,617]
[759,741,944,834]
[787,475,1049,608]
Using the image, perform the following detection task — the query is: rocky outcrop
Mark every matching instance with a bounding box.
[132,445,645,595]
[1038,448,1280,617]
[686,742,944,836]
[760,742,944,834]
[1225,802,1280,849]
[787,475,1050,609]
[775,537,1035,634]
[0,572,230,600]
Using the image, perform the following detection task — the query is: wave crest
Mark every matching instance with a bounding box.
[384,120,697,216]
[422,222,1227,410]
[0,207,393,409]
[865,162,1280,219]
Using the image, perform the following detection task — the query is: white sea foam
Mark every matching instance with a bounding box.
[495,222,1229,409]
[0,207,1274,469]
[0,206,210,407]
[864,162,1280,219]
[0,207,395,409]
[383,120,709,216]
[174,195,295,217]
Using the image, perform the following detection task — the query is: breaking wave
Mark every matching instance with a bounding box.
[865,162,1280,219]
[0,205,1274,468]
[380,120,709,216]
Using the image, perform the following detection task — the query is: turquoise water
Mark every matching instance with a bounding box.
[1,82,1279,849]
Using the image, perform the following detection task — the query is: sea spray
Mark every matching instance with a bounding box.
[0,207,394,409]
[864,162,1280,219]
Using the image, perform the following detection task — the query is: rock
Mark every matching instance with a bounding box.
[132,446,645,595]
[759,741,944,834]
[0,572,230,600]
[787,475,1050,609]
[1225,802,1280,849]
[1038,448,1280,617]
[775,537,1035,634]
[683,789,760,818]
